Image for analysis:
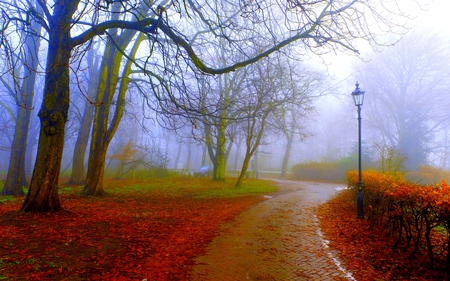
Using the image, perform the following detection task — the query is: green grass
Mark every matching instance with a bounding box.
[0,196,18,204]
[105,177,278,199]
[1,178,278,205]
[195,179,278,198]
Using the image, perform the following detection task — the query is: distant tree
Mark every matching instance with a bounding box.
[1,4,42,196]
[109,136,168,179]
[0,109,13,151]
[109,139,137,179]
[276,109,308,177]
[373,142,406,176]
[202,66,248,181]
[235,57,309,187]
[268,64,325,177]
[81,20,147,196]
[0,100,15,154]
[67,48,101,185]
[359,29,450,171]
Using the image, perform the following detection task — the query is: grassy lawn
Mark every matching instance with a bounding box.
[0,177,277,280]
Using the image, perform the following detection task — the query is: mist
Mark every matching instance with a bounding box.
[0,0,449,191]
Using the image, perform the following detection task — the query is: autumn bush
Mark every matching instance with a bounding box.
[348,170,450,273]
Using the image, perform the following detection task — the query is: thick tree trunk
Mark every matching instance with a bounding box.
[80,142,107,196]
[68,50,98,185]
[213,150,226,180]
[21,31,71,212]
[80,41,117,196]
[81,32,143,196]
[212,118,227,181]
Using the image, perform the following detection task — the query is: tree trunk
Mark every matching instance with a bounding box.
[67,113,92,185]
[185,142,192,172]
[80,35,118,196]
[235,111,269,187]
[235,151,251,188]
[67,87,96,185]
[2,16,42,196]
[254,149,258,179]
[21,28,71,212]
[233,138,242,171]
[212,116,227,181]
[174,142,182,169]
[165,136,171,166]
[80,73,112,196]
[201,143,208,166]
[68,48,99,185]
[81,32,143,196]
[25,120,39,177]
[3,111,30,196]
[80,141,107,196]
[280,131,294,178]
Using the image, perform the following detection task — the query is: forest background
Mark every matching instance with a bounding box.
[0,0,449,209]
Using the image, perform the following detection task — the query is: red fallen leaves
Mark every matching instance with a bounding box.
[0,179,264,280]
[318,188,449,281]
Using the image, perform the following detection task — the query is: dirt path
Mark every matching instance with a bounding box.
[188,180,355,281]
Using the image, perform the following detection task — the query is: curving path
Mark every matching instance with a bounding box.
[188,179,356,281]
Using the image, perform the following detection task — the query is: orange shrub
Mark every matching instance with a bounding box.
[347,170,450,272]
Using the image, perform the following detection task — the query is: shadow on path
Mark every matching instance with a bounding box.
[189,179,355,281]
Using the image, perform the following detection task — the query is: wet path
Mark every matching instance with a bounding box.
[188,180,355,281]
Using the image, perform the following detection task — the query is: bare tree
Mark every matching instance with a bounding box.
[81,18,147,196]
[199,66,248,181]
[235,56,310,187]
[268,63,325,177]
[1,2,42,195]
[359,29,450,171]
[67,47,101,185]
[0,0,414,211]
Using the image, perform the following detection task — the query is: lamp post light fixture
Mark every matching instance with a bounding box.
[352,82,365,219]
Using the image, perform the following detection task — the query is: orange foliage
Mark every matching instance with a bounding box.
[347,170,450,274]
[110,139,137,163]
[319,189,448,280]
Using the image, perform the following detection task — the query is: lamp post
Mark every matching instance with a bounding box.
[352,82,365,219]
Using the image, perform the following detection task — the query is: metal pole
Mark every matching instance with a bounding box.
[357,104,364,218]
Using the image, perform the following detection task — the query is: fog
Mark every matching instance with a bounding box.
[0,0,449,184]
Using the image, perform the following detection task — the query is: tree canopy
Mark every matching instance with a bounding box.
[0,0,415,211]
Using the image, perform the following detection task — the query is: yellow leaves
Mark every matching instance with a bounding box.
[109,139,137,162]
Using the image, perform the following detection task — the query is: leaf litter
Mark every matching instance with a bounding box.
[0,178,265,280]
